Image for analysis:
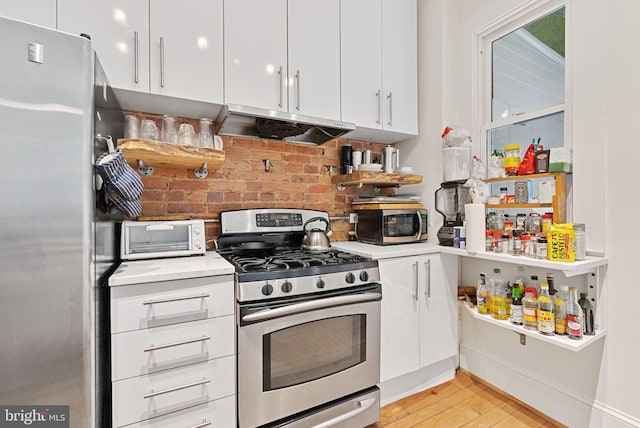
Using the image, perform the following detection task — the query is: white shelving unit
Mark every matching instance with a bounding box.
[463,303,605,352]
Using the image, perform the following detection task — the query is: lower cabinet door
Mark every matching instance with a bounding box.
[112,356,235,427]
[123,395,236,428]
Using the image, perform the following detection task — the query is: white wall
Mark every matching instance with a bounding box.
[410,0,640,426]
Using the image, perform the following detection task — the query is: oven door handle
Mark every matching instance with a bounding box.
[311,397,377,428]
[242,292,381,323]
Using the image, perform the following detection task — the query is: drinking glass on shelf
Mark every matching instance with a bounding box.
[177,123,197,147]
[140,119,159,140]
[198,118,214,149]
[124,115,139,139]
[161,115,178,144]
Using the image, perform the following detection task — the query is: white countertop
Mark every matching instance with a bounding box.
[109,251,235,287]
[331,241,442,259]
[331,241,608,276]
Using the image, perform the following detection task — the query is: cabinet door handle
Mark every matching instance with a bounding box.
[376,90,382,124]
[160,36,165,88]
[387,92,393,126]
[277,65,283,108]
[295,70,301,111]
[134,31,139,84]
[189,421,211,428]
[144,335,211,352]
[143,378,210,399]
[142,293,210,305]
[413,261,419,301]
[424,259,431,299]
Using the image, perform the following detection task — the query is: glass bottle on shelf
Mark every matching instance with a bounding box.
[566,287,584,340]
[510,286,523,325]
[522,287,538,331]
[537,283,555,336]
[554,285,569,335]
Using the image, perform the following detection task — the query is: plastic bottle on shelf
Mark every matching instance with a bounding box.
[476,273,490,315]
[522,287,538,331]
[510,286,523,325]
[490,268,509,320]
[530,275,540,295]
[537,282,555,336]
[566,287,584,340]
[554,285,569,335]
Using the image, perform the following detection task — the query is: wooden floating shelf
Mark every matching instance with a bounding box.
[484,172,569,183]
[331,172,423,187]
[118,138,225,171]
[486,203,553,209]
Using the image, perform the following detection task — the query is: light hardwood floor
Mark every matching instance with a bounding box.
[367,370,565,427]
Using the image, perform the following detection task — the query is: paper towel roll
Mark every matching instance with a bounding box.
[465,203,486,253]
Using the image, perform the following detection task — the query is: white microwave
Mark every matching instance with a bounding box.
[120,220,206,260]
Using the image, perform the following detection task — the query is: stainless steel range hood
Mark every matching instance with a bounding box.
[216,104,355,145]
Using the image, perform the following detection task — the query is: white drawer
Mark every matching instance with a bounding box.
[112,315,235,381]
[112,356,235,428]
[122,395,236,428]
[111,275,234,333]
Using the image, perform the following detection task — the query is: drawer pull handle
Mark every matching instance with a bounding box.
[189,420,211,428]
[143,378,210,399]
[144,335,211,352]
[143,293,210,306]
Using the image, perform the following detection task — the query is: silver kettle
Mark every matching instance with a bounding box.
[301,217,332,252]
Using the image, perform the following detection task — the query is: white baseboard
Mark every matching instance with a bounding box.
[379,356,457,406]
[461,344,640,427]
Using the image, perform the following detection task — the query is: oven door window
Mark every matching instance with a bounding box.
[127,224,191,253]
[383,214,418,237]
[263,315,366,391]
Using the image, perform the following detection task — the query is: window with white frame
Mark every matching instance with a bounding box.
[478,2,567,167]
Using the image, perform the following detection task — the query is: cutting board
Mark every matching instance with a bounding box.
[353,203,424,210]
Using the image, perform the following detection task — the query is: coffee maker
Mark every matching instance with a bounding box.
[435,180,469,246]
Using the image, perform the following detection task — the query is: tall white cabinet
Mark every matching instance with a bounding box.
[0,0,56,28]
[341,0,418,134]
[58,0,223,103]
[224,0,341,120]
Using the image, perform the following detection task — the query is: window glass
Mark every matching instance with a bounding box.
[491,7,565,122]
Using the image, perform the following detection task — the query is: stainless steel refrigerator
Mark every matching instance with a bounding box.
[0,17,123,427]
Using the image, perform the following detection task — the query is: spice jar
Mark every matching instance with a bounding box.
[499,187,508,203]
[528,213,542,234]
[536,237,548,259]
[541,213,553,233]
[504,144,521,176]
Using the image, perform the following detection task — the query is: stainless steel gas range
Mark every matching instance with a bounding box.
[217,208,381,428]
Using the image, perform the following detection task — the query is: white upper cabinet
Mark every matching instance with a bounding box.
[287,0,341,120]
[59,0,223,102]
[0,0,56,28]
[224,0,341,120]
[149,0,223,103]
[58,0,150,92]
[224,0,288,112]
[341,0,418,135]
[340,0,383,130]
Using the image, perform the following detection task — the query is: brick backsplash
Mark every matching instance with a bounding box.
[127,112,392,245]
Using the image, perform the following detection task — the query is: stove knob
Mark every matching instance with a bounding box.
[281,281,293,293]
[316,278,326,289]
[359,270,369,282]
[261,283,274,296]
[345,272,356,284]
